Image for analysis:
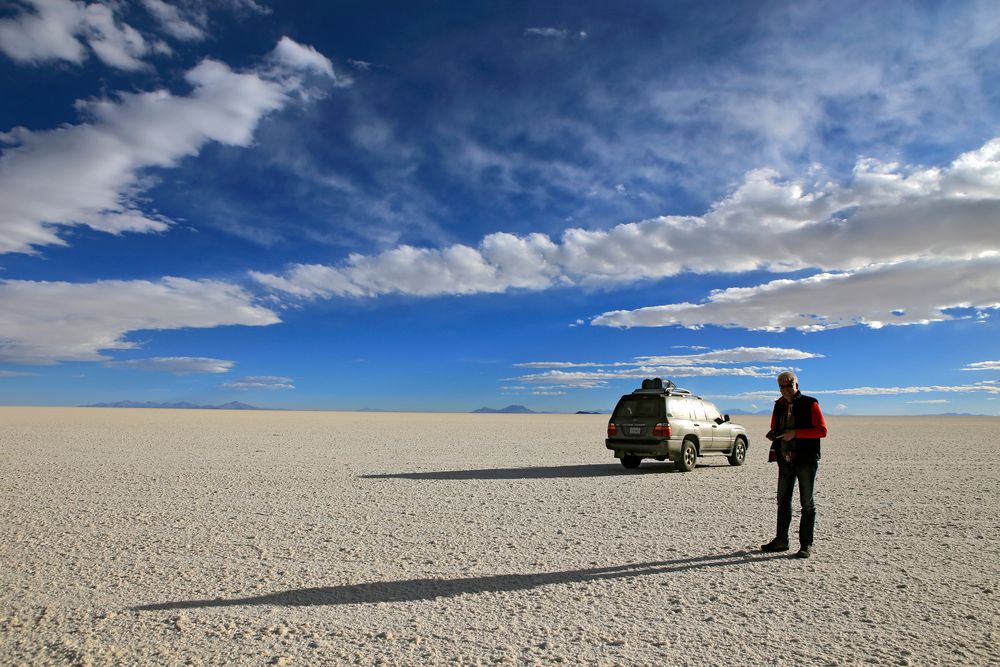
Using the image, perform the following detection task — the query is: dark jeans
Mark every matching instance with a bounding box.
[776,459,818,547]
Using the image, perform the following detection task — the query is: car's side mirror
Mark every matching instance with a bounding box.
[723,414,731,422]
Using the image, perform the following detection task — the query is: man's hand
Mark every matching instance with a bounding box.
[780,430,796,442]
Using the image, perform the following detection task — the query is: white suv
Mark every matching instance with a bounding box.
[605,378,749,472]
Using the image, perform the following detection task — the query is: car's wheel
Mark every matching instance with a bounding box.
[676,439,697,472]
[728,436,747,466]
[621,454,642,469]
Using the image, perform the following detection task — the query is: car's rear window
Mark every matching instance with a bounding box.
[613,395,663,419]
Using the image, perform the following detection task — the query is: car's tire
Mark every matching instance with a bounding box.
[621,454,642,469]
[728,436,748,466]
[676,439,697,472]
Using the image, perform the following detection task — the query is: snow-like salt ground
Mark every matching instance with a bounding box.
[1,407,997,665]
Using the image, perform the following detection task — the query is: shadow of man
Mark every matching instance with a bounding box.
[134,549,782,611]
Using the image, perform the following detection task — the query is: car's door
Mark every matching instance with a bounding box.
[688,399,719,450]
[702,401,731,451]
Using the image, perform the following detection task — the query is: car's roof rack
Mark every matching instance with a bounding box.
[632,377,692,395]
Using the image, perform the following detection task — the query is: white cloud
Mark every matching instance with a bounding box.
[524,27,587,41]
[80,1,148,70]
[636,347,823,365]
[221,0,271,15]
[270,36,337,80]
[0,370,37,377]
[962,360,1000,372]
[0,0,151,70]
[0,278,279,364]
[0,0,273,68]
[524,27,568,39]
[254,138,1000,330]
[384,2,997,254]
[348,58,374,71]
[513,366,791,388]
[513,361,632,369]
[727,381,1000,401]
[251,232,563,298]
[140,0,205,41]
[105,356,234,375]
[222,375,294,390]
[592,254,1000,332]
[906,399,951,404]
[514,347,821,369]
[0,38,338,255]
[507,347,820,389]
[814,381,1000,396]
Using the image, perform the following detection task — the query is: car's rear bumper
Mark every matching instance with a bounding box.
[606,438,681,459]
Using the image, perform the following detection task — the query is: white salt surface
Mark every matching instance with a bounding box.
[1,407,998,665]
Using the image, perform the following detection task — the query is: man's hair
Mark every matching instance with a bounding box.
[777,370,798,385]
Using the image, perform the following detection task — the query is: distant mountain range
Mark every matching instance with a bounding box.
[471,405,608,414]
[82,400,264,410]
[471,405,537,414]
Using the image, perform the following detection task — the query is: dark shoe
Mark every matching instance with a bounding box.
[795,545,813,559]
[761,538,789,553]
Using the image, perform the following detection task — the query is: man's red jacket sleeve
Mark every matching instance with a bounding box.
[797,402,828,439]
[770,400,828,439]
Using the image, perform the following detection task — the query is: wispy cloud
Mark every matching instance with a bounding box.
[524,27,587,40]
[962,360,1000,372]
[513,366,791,388]
[105,357,235,375]
[0,278,278,364]
[0,37,343,255]
[0,0,151,70]
[906,399,951,404]
[594,255,1000,332]
[815,381,1000,396]
[270,36,347,85]
[223,3,998,283]
[0,0,272,69]
[0,370,37,377]
[723,380,1000,402]
[347,58,374,71]
[391,2,1000,251]
[222,375,294,390]
[514,347,822,369]
[253,138,1000,333]
[141,0,206,42]
[506,346,817,390]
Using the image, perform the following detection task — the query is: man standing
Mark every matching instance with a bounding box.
[761,371,828,559]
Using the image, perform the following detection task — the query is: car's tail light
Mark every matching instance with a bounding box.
[653,423,671,437]
[607,422,617,437]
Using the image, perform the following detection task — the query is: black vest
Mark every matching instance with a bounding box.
[772,393,821,462]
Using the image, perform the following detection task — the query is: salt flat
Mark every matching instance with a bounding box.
[1,407,997,665]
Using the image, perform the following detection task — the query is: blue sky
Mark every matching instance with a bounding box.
[1,0,998,414]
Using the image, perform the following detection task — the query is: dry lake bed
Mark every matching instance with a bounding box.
[1,407,998,665]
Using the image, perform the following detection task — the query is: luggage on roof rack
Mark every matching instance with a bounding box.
[633,377,690,395]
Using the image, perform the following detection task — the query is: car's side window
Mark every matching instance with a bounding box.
[691,400,708,421]
[668,398,690,419]
[704,402,722,421]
